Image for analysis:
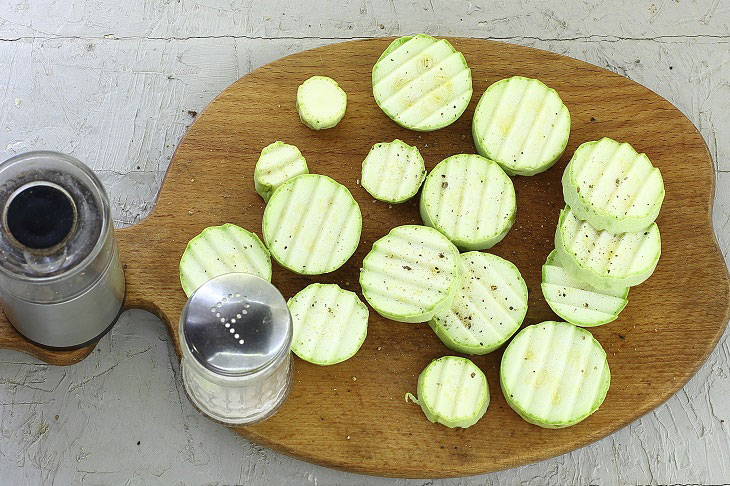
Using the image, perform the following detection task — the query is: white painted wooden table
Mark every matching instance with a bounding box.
[1,1,729,484]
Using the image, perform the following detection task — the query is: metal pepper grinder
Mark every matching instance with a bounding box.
[0,151,125,349]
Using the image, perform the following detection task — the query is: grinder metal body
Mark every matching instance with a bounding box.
[0,152,125,349]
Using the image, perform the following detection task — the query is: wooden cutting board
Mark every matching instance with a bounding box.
[1,38,728,478]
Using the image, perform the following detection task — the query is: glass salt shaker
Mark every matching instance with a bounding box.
[178,272,294,425]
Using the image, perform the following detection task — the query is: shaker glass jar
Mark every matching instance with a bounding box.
[178,272,294,425]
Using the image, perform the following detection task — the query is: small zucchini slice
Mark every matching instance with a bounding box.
[500,321,610,428]
[562,137,664,233]
[430,251,527,354]
[372,34,472,131]
[263,174,361,275]
[420,154,516,250]
[296,76,347,130]
[288,283,368,366]
[555,206,661,289]
[361,139,426,203]
[406,356,489,428]
[472,76,570,176]
[254,141,309,202]
[542,250,628,327]
[360,225,461,323]
[179,224,271,297]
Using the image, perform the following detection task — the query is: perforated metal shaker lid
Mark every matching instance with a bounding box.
[180,273,292,377]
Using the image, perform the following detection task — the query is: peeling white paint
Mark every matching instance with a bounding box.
[0,0,729,484]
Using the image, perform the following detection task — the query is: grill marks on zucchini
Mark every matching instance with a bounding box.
[555,206,661,289]
[500,321,610,428]
[372,34,472,131]
[472,76,570,176]
[254,141,309,202]
[430,252,527,354]
[361,140,426,203]
[263,174,361,275]
[541,250,628,327]
[563,138,664,233]
[179,224,271,297]
[406,356,489,428]
[420,154,516,250]
[360,225,461,323]
[233,48,672,433]
[288,283,368,366]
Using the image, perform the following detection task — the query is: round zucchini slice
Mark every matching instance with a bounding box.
[296,76,347,130]
[179,224,271,297]
[472,76,570,176]
[360,225,461,323]
[372,34,472,131]
[254,141,309,202]
[420,154,516,250]
[500,321,610,428]
[430,252,527,354]
[361,139,426,203]
[263,174,361,275]
[406,356,489,428]
[555,206,661,289]
[562,137,664,233]
[542,250,628,327]
[288,283,368,366]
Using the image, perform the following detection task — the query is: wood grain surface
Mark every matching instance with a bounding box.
[0,37,728,478]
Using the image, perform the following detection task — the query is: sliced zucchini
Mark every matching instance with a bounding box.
[406,356,489,428]
[360,225,461,323]
[420,154,516,250]
[263,174,361,275]
[500,321,610,428]
[555,206,661,289]
[430,252,527,354]
[472,76,570,176]
[296,76,347,130]
[254,141,309,202]
[542,250,628,327]
[562,137,665,233]
[372,34,472,131]
[288,283,368,366]
[361,139,426,203]
[179,224,271,297]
